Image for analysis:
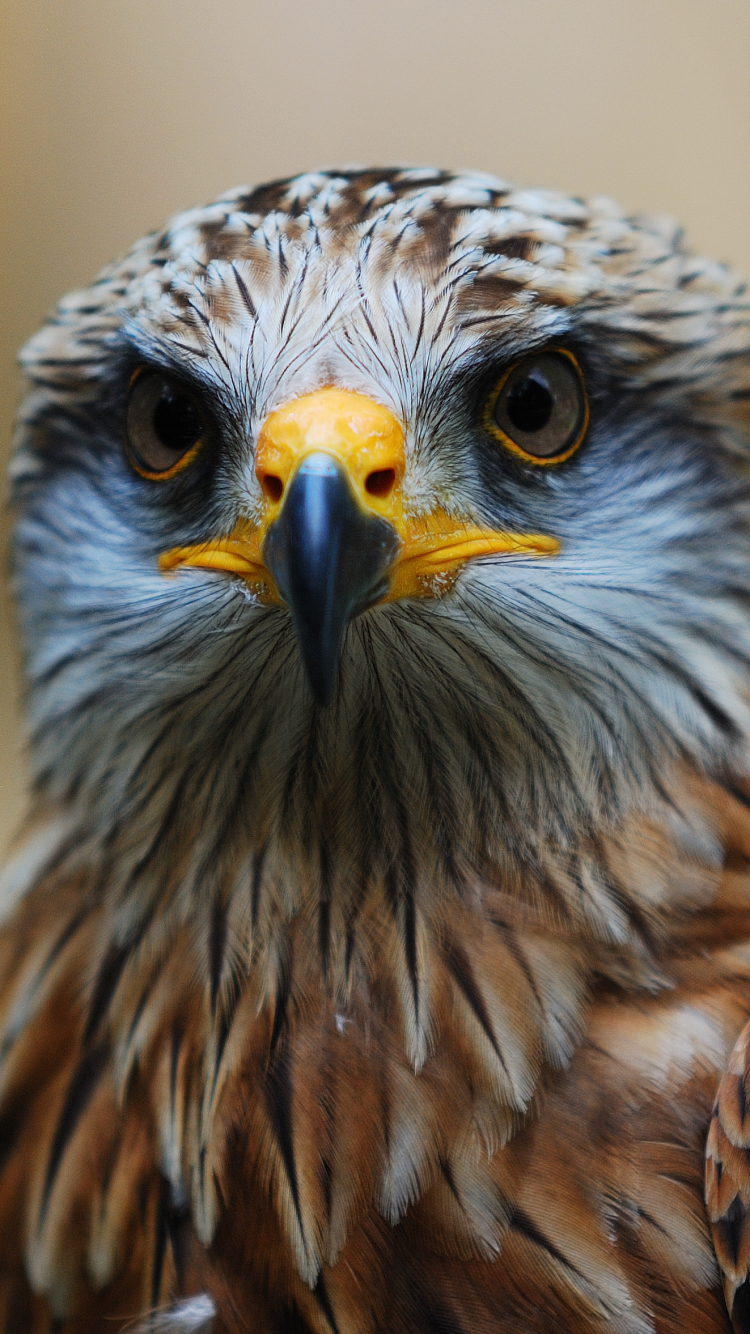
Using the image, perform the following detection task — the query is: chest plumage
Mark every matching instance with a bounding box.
[2,167,750,1333]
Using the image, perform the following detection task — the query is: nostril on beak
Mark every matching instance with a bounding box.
[261,474,284,502]
[365,468,396,499]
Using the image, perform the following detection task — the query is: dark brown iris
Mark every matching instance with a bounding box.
[125,370,206,477]
[487,350,588,463]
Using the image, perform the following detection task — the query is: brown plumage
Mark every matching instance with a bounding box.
[707,1013,750,1327]
[3,168,750,1331]
[2,775,750,1331]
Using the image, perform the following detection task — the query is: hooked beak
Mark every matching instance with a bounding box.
[262,452,398,704]
[160,388,560,705]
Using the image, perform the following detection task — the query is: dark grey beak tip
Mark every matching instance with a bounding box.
[262,454,398,707]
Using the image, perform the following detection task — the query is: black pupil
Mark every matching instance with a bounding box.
[506,371,554,434]
[153,386,202,454]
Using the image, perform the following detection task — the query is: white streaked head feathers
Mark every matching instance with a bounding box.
[10,166,750,944]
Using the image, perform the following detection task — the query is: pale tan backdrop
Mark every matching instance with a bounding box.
[1,0,749,855]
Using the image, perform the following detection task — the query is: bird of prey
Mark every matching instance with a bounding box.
[2,166,750,1334]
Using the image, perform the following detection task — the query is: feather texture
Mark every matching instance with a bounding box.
[0,776,747,1328]
[3,167,750,1329]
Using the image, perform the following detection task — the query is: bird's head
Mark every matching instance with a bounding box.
[12,168,750,943]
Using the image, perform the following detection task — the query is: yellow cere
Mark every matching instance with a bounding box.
[160,387,561,600]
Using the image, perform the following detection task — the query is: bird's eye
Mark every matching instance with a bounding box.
[485,349,588,464]
[125,370,207,478]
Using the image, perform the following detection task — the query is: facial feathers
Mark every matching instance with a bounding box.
[3,167,750,1332]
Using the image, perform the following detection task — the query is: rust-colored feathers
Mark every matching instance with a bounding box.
[0,779,750,1329]
[4,168,750,1330]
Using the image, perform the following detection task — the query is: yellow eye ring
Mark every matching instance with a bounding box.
[483,347,589,466]
[125,366,208,481]
[126,439,205,482]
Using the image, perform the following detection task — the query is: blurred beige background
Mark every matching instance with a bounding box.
[1,0,749,855]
